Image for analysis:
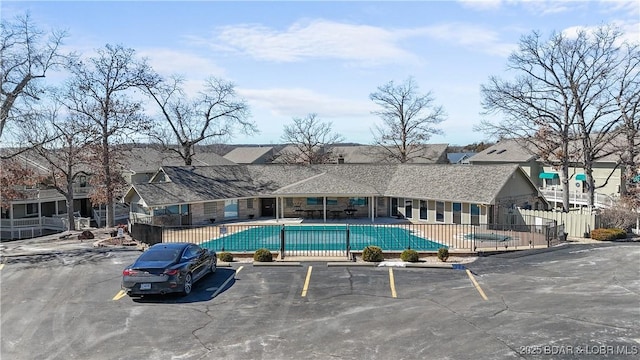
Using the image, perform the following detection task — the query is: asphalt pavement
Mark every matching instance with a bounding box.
[1,237,638,360]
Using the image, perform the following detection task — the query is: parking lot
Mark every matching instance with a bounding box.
[1,242,639,359]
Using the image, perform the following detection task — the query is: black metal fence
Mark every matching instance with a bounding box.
[130,223,163,246]
[128,222,560,257]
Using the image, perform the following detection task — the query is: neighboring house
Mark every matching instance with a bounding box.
[469,139,541,178]
[123,163,548,227]
[272,144,450,164]
[121,146,236,184]
[1,151,95,240]
[0,144,234,239]
[223,146,275,164]
[447,152,476,165]
[470,137,632,209]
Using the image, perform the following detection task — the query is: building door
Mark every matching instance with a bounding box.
[261,198,275,217]
[405,200,413,218]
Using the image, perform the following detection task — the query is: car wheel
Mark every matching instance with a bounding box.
[210,260,217,274]
[182,272,193,296]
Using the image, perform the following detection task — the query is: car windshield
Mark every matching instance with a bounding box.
[137,248,180,262]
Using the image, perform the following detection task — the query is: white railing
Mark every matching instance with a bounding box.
[130,213,154,224]
[12,186,93,201]
[540,189,616,208]
[93,204,130,226]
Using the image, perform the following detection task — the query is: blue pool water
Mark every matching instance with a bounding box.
[201,225,446,252]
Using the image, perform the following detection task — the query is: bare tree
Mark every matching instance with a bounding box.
[278,113,344,164]
[369,77,446,163]
[478,26,633,210]
[61,44,160,227]
[613,42,640,209]
[0,12,68,139]
[143,76,254,165]
[20,101,96,231]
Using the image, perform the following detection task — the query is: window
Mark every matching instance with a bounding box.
[306,197,323,205]
[470,204,480,225]
[391,198,398,216]
[326,198,338,206]
[349,197,368,207]
[204,202,217,215]
[405,199,412,218]
[166,205,180,214]
[419,200,428,220]
[453,203,462,224]
[224,200,238,219]
[247,198,254,209]
[436,201,445,222]
[26,203,38,216]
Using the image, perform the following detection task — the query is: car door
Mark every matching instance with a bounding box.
[189,245,207,281]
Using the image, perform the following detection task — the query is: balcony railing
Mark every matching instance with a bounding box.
[11,186,93,201]
[540,189,616,208]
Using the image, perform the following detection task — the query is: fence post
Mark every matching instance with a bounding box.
[346,224,351,259]
[280,225,285,260]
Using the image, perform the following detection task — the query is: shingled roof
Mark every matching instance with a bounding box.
[126,163,531,207]
[470,139,538,163]
[223,146,274,164]
[123,146,235,173]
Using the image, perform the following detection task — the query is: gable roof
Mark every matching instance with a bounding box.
[447,152,476,164]
[469,139,538,163]
[125,163,536,207]
[223,146,274,164]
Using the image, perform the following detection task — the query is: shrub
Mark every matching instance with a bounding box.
[437,248,449,262]
[599,203,637,231]
[253,248,273,262]
[590,228,627,241]
[218,252,234,262]
[400,249,419,262]
[362,245,384,262]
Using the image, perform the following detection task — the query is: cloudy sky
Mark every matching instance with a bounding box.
[3,0,639,146]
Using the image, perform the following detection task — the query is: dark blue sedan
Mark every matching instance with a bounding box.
[122,242,216,296]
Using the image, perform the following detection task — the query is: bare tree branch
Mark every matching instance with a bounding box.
[369,77,446,163]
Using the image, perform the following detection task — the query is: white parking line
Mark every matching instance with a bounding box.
[0,264,5,271]
[211,266,243,299]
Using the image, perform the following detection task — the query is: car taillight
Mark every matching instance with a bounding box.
[164,269,179,276]
[123,269,137,276]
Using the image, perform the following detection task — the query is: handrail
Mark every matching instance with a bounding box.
[539,189,615,208]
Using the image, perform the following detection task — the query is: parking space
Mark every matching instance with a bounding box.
[1,242,639,359]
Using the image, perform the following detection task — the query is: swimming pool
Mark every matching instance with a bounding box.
[200,225,446,252]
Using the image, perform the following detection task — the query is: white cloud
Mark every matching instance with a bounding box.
[138,48,226,79]
[417,23,517,57]
[198,19,515,65]
[458,0,583,15]
[238,87,376,119]
[561,21,640,45]
[210,19,418,65]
